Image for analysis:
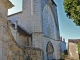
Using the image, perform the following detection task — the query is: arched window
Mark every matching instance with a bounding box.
[42,4,55,39]
[46,42,54,60]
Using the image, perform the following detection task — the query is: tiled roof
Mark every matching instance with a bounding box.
[11,23,31,36]
[68,39,80,44]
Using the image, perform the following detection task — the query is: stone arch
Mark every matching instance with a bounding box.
[46,42,54,60]
[42,4,56,39]
[43,4,55,18]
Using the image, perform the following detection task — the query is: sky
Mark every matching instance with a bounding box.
[8,0,80,43]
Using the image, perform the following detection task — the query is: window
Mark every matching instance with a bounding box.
[27,38,29,46]
[46,42,54,60]
[43,4,55,39]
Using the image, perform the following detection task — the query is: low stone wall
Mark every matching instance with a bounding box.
[7,22,43,60]
[7,39,43,60]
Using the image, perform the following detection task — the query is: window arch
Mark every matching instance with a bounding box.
[42,4,55,39]
[46,42,54,60]
[46,42,54,54]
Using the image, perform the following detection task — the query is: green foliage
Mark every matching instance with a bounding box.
[62,52,64,57]
[64,0,80,26]
[61,52,65,59]
[77,43,80,54]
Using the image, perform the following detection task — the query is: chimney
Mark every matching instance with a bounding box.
[15,21,18,30]
[60,37,62,41]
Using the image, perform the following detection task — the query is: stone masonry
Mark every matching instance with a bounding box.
[0,0,13,60]
[8,0,61,60]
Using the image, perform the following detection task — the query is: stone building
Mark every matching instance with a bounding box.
[7,0,61,60]
[0,0,13,60]
[68,39,80,60]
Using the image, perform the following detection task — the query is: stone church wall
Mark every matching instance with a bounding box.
[31,0,42,32]
[32,32,61,60]
[21,0,32,34]
[7,0,61,60]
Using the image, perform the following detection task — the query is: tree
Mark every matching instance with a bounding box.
[64,0,80,26]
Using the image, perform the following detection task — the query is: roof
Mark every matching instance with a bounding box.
[68,39,80,44]
[8,11,22,17]
[18,25,31,36]
[11,23,31,36]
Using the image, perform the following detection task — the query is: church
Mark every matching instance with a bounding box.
[0,0,61,60]
[8,0,61,60]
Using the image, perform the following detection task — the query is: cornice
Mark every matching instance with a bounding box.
[51,0,57,6]
[48,0,57,6]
